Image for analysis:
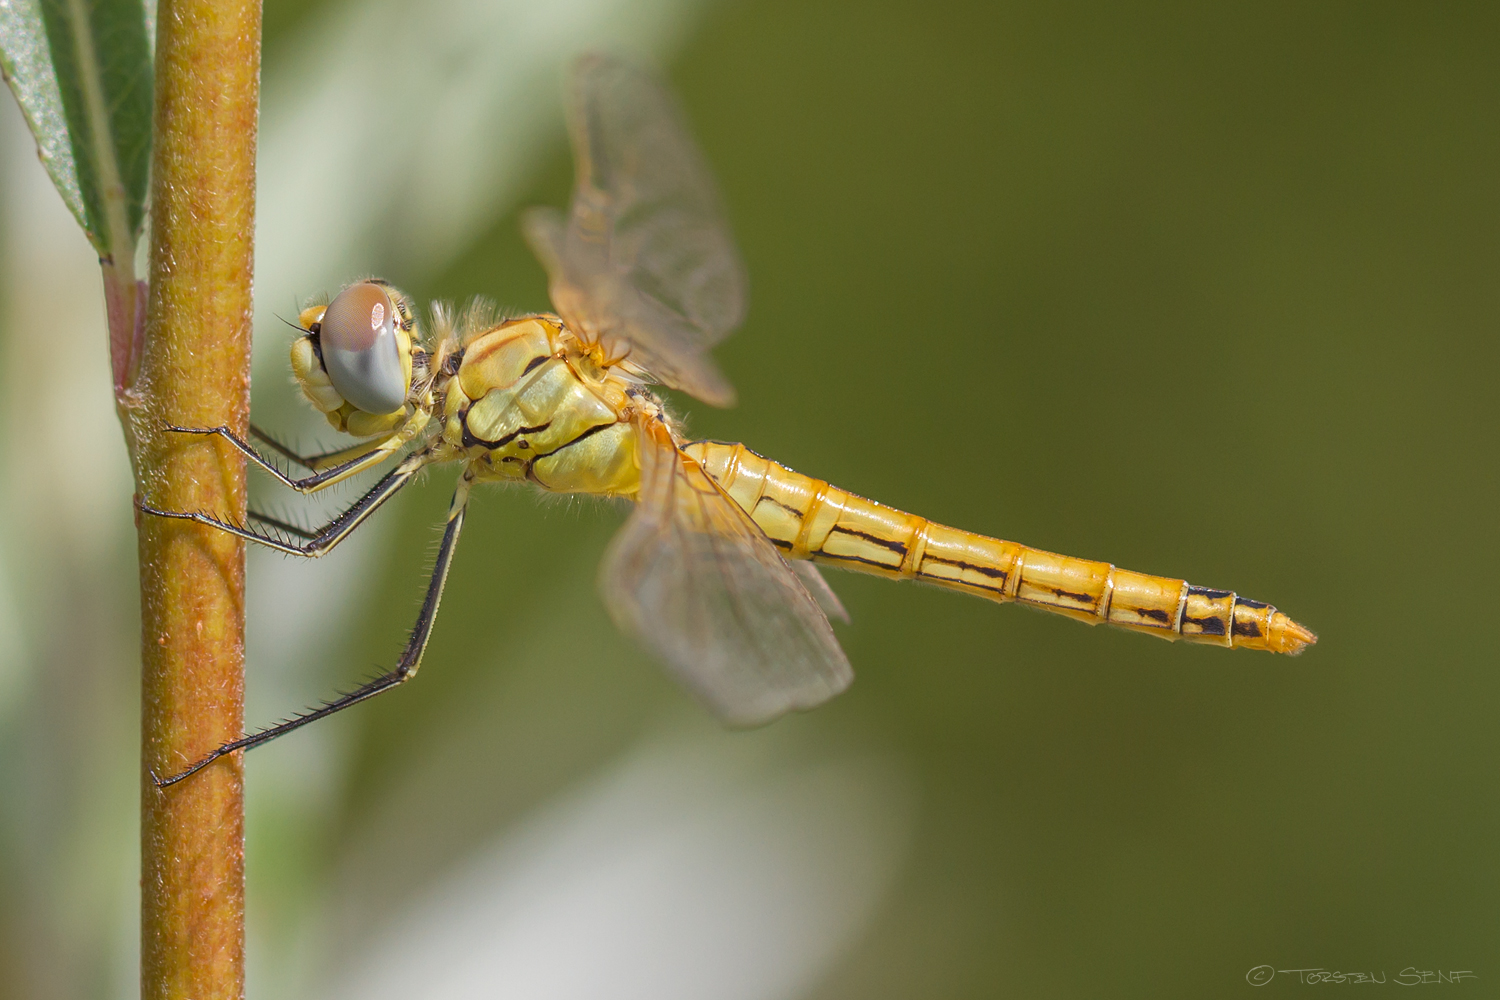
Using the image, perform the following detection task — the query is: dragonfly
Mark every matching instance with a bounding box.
[144,54,1315,787]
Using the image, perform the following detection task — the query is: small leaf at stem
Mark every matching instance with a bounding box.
[103,266,147,400]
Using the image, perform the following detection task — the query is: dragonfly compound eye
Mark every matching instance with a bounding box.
[319,282,410,414]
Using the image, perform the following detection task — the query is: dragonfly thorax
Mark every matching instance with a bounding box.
[434,313,645,497]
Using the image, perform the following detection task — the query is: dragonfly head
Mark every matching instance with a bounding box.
[291,280,419,436]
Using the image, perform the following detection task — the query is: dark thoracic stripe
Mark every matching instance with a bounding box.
[461,416,552,450]
[530,419,618,459]
[521,355,549,375]
[825,524,907,556]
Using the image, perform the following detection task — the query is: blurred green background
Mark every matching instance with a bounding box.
[1,0,1496,997]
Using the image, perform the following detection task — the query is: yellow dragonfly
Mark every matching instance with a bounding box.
[145,54,1315,786]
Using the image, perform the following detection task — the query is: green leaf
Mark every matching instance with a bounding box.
[0,0,88,234]
[0,0,152,261]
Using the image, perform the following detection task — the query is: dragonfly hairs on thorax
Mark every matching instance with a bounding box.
[142,53,1315,788]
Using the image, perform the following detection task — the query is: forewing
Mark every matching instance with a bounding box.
[600,422,852,725]
[523,53,747,407]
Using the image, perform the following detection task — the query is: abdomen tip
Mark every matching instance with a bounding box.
[1272,613,1317,655]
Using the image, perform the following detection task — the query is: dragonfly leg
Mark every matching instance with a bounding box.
[246,509,318,541]
[138,452,427,558]
[164,419,416,493]
[153,476,472,788]
[248,423,386,472]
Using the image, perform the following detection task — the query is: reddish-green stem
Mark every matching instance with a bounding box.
[134,2,261,998]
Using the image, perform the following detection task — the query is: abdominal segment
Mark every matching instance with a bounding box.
[682,440,1315,655]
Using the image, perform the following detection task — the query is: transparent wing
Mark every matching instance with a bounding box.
[792,560,850,624]
[600,421,852,725]
[522,53,747,407]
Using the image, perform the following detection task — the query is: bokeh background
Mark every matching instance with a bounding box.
[1,0,1497,996]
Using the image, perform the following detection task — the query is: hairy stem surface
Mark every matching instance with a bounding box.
[135,2,261,998]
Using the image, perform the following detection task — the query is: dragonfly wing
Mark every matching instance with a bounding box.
[792,560,850,624]
[525,53,747,407]
[521,205,568,279]
[600,421,852,725]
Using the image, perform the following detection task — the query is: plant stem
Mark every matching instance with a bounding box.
[135,2,261,998]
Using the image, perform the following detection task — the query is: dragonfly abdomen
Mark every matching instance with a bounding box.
[683,441,1315,655]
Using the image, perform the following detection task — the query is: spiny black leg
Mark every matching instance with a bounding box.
[247,509,318,541]
[153,485,470,788]
[139,453,425,558]
[165,423,394,492]
[250,423,375,471]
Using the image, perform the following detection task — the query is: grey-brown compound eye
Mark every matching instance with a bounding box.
[319,282,409,414]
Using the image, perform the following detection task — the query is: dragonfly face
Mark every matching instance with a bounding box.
[315,281,413,414]
[289,279,425,439]
[141,53,1314,788]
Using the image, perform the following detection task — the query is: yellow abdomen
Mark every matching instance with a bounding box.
[683,441,1316,654]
